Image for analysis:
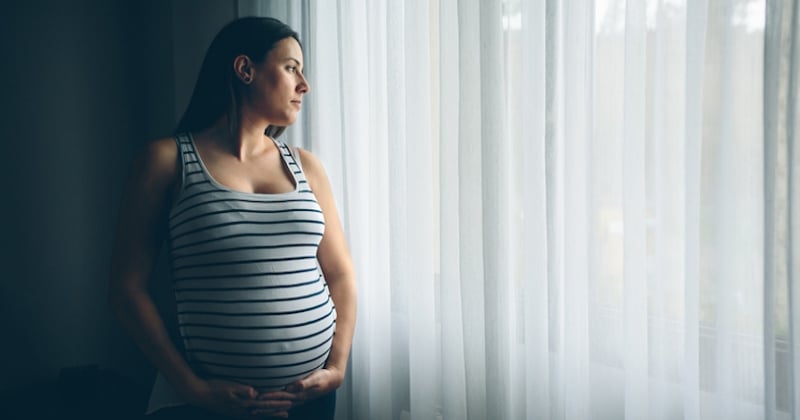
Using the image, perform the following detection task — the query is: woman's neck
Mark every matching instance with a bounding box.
[204,116,273,161]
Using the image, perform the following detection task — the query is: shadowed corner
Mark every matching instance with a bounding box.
[0,364,150,420]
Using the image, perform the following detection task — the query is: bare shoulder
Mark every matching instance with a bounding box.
[295,147,328,182]
[131,136,180,189]
[142,137,179,177]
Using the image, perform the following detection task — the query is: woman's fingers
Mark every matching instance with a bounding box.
[242,389,294,418]
[249,370,340,415]
[197,379,294,418]
[230,385,257,400]
[257,390,297,400]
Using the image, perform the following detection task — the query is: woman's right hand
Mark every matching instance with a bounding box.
[185,378,294,419]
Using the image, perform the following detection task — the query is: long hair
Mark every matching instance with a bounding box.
[174,17,301,138]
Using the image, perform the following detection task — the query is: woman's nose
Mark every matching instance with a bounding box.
[297,75,310,94]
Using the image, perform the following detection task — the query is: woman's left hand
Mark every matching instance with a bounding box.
[280,367,344,407]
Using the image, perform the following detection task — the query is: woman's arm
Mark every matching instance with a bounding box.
[109,138,200,397]
[285,148,357,395]
[108,138,292,418]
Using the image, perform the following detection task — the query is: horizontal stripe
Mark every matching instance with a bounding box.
[188,334,333,357]
[184,179,211,189]
[178,307,335,330]
[175,277,321,292]
[183,321,334,344]
[188,333,332,363]
[173,255,317,270]
[196,351,329,370]
[206,361,325,381]
[206,362,325,387]
[171,207,322,230]
[170,197,318,221]
[176,288,325,305]
[176,186,316,207]
[181,320,336,345]
[172,243,320,262]
[173,266,318,282]
[189,341,332,372]
[177,298,330,317]
[176,294,330,316]
[171,219,324,242]
[171,231,323,252]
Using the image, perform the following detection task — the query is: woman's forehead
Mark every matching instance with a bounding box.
[268,38,304,63]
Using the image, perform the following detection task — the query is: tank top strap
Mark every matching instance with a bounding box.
[174,132,204,188]
[175,132,193,150]
[274,140,312,193]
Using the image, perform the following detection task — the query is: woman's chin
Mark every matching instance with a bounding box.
[270,114,298,127]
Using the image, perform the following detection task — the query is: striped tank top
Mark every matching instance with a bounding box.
[167,132,336,391]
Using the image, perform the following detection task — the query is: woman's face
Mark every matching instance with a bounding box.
[246,37,310,127]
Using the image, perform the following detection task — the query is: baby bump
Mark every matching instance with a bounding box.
[175,275,336,390]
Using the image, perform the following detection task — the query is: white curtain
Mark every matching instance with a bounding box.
[239,0,798,419]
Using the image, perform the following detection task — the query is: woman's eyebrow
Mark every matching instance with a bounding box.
[286,57,303,67]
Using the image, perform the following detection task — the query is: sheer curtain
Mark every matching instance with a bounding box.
[239,0,798,419]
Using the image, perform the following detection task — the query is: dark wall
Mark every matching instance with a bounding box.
[0,0,177,396]
[0,3,240,415]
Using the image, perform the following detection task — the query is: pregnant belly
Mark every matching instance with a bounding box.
[175,278,336,390]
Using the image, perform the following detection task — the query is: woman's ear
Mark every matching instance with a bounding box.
[233,55,254,84]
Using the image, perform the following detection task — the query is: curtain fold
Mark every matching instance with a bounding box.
[518,0,550,418]
[683,1,706,418]
[765,0,799,419]
[439,0,470,418]
[621,0,648,417]
[237,0,796,418]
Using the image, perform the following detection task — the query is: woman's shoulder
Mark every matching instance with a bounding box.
[131,136,181,188]
[294,147,324,175]
[145,135,179,154]
[293,147,334,193]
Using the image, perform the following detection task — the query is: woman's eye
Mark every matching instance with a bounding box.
[288,66,297,73]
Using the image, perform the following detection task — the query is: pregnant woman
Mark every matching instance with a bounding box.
[109,17,356,420]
